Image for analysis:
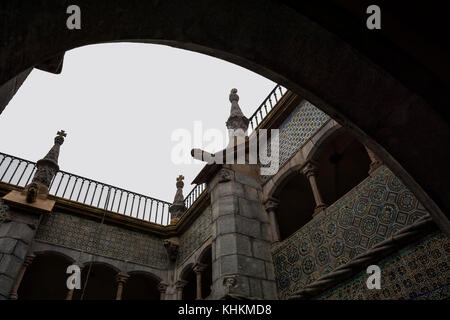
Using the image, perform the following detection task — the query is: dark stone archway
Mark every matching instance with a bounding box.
[0,0,449,234]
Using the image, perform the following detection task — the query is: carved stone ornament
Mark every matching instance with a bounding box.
[25,182,39,203]
[225,88,249,134]
[223,276,238,294]
[163,238,179,262]
[158,282,168,292]
[169,175,187,219]
[302,162,319,178]
[264,198,279,212]
[218,168,232,183]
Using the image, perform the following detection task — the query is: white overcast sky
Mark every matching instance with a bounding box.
[0,43,275,202]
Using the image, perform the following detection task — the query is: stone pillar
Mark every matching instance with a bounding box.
[0,209,41,300]
[208,167,277,300]
[302,162,327,216]
[175,280,188,300]
[115,273,129,300]
[364,145,383,174]
[158,282,168,300]
[263,198,281,243]
[8,253,35,300]
[193,263,206,300]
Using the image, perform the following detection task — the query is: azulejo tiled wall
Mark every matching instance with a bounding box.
[262,101,329,178]
[317,231,450,300]
[272,165,429,299]
[35,211,168,269]
[177,206,212,265]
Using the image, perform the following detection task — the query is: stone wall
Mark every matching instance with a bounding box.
[177,206,212,266]
[272,165,430,299]
[0,200,40,299]
[35,211,168,269]
[317,231,450,300]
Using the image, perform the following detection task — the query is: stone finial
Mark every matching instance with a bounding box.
[176,175,184,189]
[169,175,187,223]
[226,88,249,140]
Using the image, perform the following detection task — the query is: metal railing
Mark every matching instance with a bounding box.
[248,84,287,133]
[0,152,172,225]
[184,183,206,209]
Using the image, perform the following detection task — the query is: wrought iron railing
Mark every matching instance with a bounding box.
[184,183,206,209]
[248,84,287,133]
[0,152,172,225]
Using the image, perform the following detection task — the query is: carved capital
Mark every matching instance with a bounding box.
[175,279,188,290]
[193,263,207,274]
[158,282,168,293]
[115,272,129,284]
[23,254,36,267]
[264,198,279,212]
[302,162,319,178]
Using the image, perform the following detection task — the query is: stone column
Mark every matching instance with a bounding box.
[193,263,207,300]
[158,282,168,300]
[8,254,35,300]
[175,280,188,300]
[364,145,383,174]
[263,198,281,243]
[115,273,129,300]
[302,162,327,216]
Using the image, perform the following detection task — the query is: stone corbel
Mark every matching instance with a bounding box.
[223,275,238,295]
[163,237,180,262]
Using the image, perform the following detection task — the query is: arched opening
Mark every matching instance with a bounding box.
[274,172,316,241]
[122,272,160,300]
[0,1,448,235]
[199,246,213,299]
[18,252,73,300]
[180,264,196,300]
[72,263,117,300]
[314,130,371,206]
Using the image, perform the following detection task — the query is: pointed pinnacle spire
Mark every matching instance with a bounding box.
[32,130,67,188]
[169,174,186,222]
